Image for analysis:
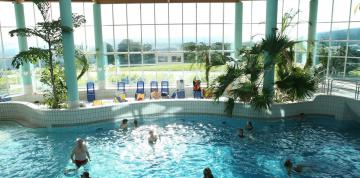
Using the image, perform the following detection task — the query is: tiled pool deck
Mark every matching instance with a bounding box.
[1,95,359,128]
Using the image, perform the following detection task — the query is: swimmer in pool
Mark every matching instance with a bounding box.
[134,119,138,128]
[284,159,307,175]
[203,167,214,178]
[120,119,128,129]
[81,171,90,178]
[238,128,245,138]
[148,130,158,144]
[70,138,91,169]
[245,121,254,131]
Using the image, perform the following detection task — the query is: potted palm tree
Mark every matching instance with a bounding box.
[10,0,88,108]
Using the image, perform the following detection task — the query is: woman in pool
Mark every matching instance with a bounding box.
[148,130,159,144]
[203,167,214,178]
[284,159,306,175]
[70,138,91,169]
[245,121,254,131]
[238,128,245,138]
[120,119,128,129]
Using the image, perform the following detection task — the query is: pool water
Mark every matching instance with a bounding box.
[1,115,360,178]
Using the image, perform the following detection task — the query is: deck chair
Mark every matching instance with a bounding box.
[161,81,169,98]
[115,82,127,102]
[135,81,145,101]
[172,79,185,99]
[193,80,203,99]
[150,81,160,99]
[86,82,95,102]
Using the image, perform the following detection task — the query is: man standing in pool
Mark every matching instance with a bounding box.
[71,138,91,169]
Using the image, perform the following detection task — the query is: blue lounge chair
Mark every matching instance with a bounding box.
[117,81,126,93]
[86,82,95,102]
[173,79,185,99]
[161,81,169,97]
[115,82,127,102]
[135,81,145,100]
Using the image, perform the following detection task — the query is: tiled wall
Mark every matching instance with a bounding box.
[0,95,359,128]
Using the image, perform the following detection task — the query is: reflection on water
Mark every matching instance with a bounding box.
[0,115,360,178]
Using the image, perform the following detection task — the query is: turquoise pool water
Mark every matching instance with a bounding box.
[0,115,360,178]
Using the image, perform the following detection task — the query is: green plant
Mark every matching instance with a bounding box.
[183,42,226,88]
[9,0,87,108]
[213,10,317,116]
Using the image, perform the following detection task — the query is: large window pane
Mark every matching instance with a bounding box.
[101,4,113,26]
[169,25,182,50]
[84,3,94,25]
[0,2,16,26]
[86,26,95,51]
[183,25,196,44]
[115,26,128,52]
[346,58,360,78]
[224,3,235,24]
[74,26,87,50]
[113,4,127,25]
[24,3,36,26]
[197,24,209,45]
[333,0,351,22]
[142,25,155,52]
[155,3,168,24]
[318,0,333,22]
[128,25,141,52]
[102,26,114,49]
[141,3,154,24]
[211,24,223,46]
[242,2,252,24]
[50,2,60,20]
[183,3,196,24]
[156,25,169,51]
[252,1,266,23]
[211,3,223,23]
[127,4,140,25]
[197,3,210,24]
[169,3,182,24]
[331,23,349,40]
[224,24,234,50]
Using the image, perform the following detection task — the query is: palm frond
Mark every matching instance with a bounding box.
[11,48,49,68]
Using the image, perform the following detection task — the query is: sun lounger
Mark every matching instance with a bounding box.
[86,82,95,102]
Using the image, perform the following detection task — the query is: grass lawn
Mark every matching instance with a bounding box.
[116,63,226,72]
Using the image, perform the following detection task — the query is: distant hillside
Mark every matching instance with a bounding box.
[317,28,360,40]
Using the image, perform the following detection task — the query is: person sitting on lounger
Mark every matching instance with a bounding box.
[71,138,91,169]
[120,119,128,129]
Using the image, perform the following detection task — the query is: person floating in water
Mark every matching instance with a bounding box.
[284,159,307,175]
[245,121,254,131]
[148,130,159,144]
[203,167,214,178]
[81,171,90,178]
[120,119,128,129]
[238,128,245,138]
[71,138,91,169]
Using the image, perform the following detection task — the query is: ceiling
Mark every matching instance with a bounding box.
[4,0,240,4]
